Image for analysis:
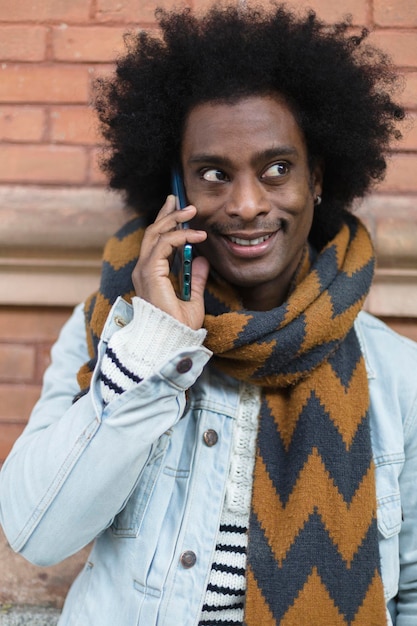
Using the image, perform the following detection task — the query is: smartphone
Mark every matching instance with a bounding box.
[171,166,192,301]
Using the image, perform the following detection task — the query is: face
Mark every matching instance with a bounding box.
[181,94,323,310]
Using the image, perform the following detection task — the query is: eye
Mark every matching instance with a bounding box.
[262,162,290,179]
[201,168,229,182]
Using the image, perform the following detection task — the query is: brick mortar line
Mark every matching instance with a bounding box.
[0,20,158,27]
[0,141,96,148]
[0,420,34,425]
[0,61,114,66]
[0,141,105,148]
[0,180,105,187]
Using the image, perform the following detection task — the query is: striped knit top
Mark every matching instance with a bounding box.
[100,297,260,625]
[198,383,259,625]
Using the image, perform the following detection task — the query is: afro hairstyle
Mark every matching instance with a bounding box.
[95,2,404,249]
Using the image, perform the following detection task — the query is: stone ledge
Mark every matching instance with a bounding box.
[366,268,417,316]
[0,606,60,626]
[0,186,127,252]
[0,261,103,307]
[357,194,417,269]
[0,186,128,306]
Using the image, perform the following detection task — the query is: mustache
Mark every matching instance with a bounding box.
[207,218,286,235]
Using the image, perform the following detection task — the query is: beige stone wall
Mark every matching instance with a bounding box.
[0,0,416,610]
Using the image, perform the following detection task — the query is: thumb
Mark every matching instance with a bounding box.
[190,256,210,300]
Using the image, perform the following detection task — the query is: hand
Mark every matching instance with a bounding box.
[132,195,209,330]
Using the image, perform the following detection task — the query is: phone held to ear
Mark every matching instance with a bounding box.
[171,167,192,301]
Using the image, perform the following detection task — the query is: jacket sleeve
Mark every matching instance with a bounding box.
[0,297,211,566]
[356,312,417,623]
[396,389,417,624]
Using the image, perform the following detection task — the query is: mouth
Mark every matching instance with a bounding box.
[227,233,273,246]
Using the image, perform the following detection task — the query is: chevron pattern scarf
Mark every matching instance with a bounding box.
[77,213,386,625]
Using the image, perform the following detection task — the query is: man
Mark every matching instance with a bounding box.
[1,4,416,625]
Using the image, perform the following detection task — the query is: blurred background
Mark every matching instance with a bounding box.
[0,0,416,619]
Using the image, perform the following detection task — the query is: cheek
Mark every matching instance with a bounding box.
[189,201,221,229]
[281,205,314,245]
[295,206,314,236]
[189,212,208,231]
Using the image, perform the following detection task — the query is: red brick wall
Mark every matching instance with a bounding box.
[0,307,72,463]
[0,0,417,466]
[1,0,417,191]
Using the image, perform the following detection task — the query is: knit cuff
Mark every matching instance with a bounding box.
[100,297,207,404]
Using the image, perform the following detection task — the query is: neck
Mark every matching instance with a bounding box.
[239,281,290,311]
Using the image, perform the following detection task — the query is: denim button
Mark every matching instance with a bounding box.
[180,550,197,568]
[176,357,193,374]
[203,429,218,447]
[114,315,127,328]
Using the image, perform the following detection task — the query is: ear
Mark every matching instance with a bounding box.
[311,157,324,199]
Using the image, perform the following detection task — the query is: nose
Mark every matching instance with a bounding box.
[224,175,270,221]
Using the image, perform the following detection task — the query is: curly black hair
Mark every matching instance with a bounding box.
[95,2,404,249]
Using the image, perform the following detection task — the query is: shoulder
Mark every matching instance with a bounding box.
[355,311,417,433]
[355,310,417,375]
[48,302,90,369]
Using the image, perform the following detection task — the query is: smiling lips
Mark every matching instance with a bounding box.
[227,233,274,246]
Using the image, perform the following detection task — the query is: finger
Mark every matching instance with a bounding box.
[148,205,197,242]
[154,194,176,222]
[154,194,196,226]
[149,223,207,251]
[190,256,210,300]
[137,229,207,290]
[139,205,198,263]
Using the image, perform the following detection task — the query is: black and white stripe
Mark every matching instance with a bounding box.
[99,297,207,405]
[100,346,144,403]
[199,520,248,625]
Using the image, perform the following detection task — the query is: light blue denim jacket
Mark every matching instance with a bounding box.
[1,299,417,626]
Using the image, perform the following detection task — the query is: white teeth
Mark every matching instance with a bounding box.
[229,234,271,246]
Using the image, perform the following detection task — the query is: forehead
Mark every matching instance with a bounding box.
[181,94,307,157]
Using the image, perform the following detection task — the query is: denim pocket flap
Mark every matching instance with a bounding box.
[377,494,402,539]
[111,432,170,537]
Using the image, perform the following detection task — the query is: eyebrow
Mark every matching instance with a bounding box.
[187,146,299,168]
